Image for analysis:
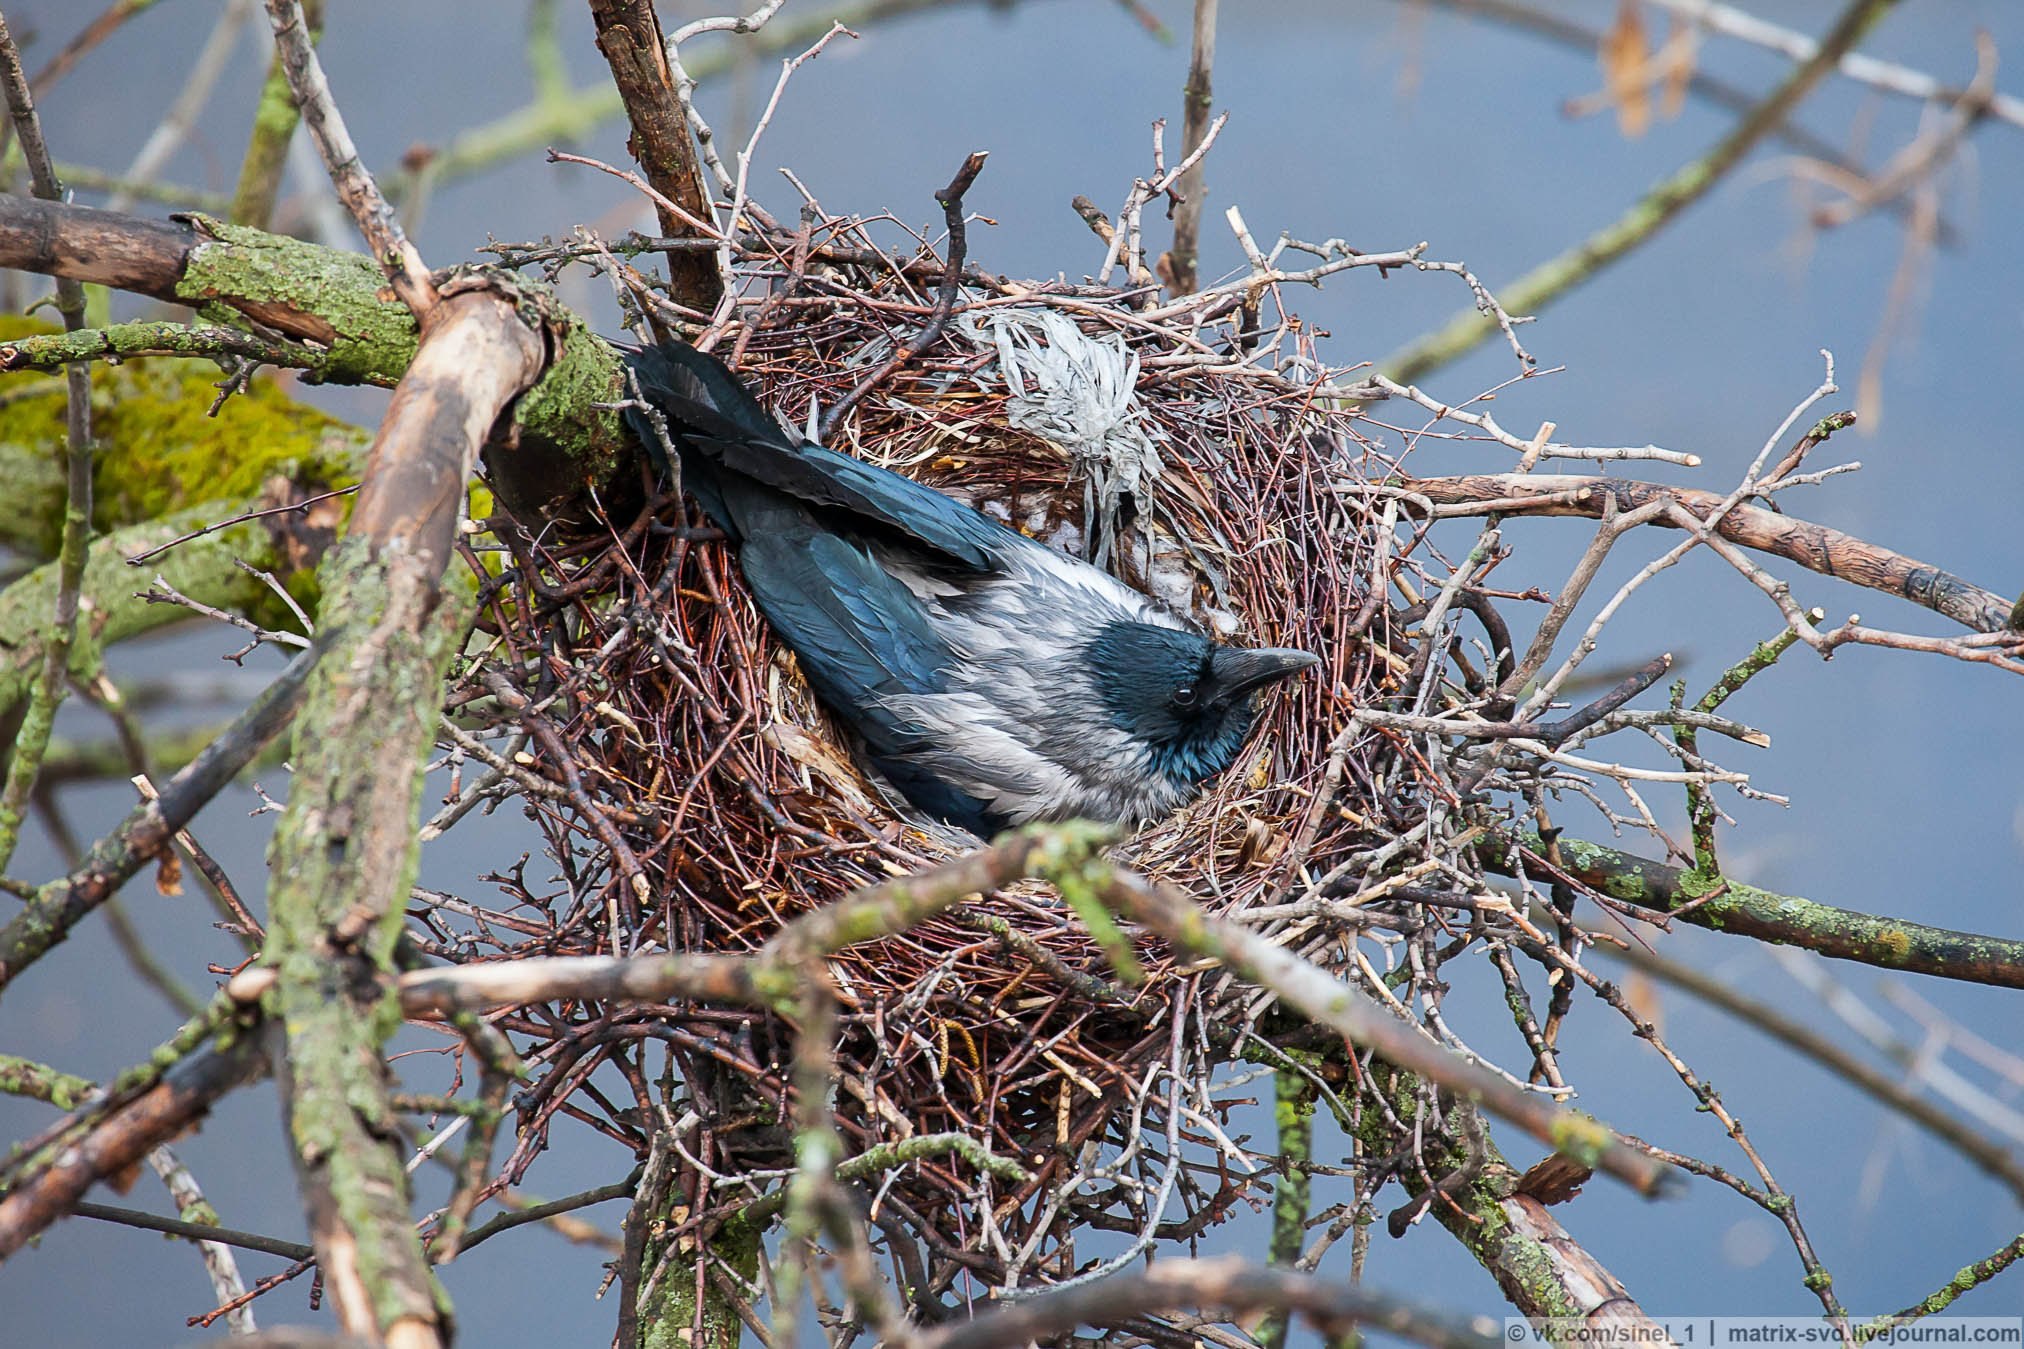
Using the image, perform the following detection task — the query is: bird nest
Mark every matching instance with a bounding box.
[444,217,1432,1287]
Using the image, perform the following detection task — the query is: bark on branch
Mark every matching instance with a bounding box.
[0,195,630,510]
[588,0,725,310]
[263,281,548,1349]
[1402,473,2014,634]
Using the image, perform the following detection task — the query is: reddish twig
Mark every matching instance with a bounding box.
[818,151,988,438]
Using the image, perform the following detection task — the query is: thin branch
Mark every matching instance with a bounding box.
[1382,0,1904,383]
[71,1200,315,1262]
[819,150,989,436]
[262,0,439,314]
[0,13,94,877]
[915,1256,1498,1349]
[1396,473,2016,636]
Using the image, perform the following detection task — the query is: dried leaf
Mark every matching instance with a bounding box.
[1600,0,1652,138]
[1661,20,1699,122]
[154,848,184,897]
[1516,1152,1592,1205]
[107,1157,145,1195]
[1624,969,1666,1040]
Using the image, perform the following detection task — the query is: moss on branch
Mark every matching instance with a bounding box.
[1528,832,2024,988]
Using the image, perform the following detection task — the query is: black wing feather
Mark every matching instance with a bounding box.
[620,342,1014,573]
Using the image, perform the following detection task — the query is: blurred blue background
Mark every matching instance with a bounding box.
[2,0,2021,1343]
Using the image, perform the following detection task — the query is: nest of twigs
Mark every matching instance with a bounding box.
[446,218,1434,1283]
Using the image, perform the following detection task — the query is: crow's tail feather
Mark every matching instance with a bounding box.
[619,337,1007,573]
[620,340,793,464]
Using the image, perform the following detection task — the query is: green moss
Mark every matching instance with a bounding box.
[178,217,420,386]
[0,316,364,560]
[513,309,627,481]
[1872,928,1913,964]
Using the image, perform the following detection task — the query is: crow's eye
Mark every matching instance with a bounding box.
[1171,685,1197,709]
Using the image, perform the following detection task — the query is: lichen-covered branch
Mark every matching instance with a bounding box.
[1516,832,2024,988]
[0,195,628,484]
[261,283,547,1347]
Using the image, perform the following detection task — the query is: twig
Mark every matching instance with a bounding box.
[139,573,313,661]
[1860,1232,2024,1340]
[262,0,440,314]
[1399,473,2016,636]
[1382,0,1904,383]
[819,150,989,436]
[1370,375,1696,467]
[703,21,858,334]
[71,1200,314,1262]
[1165,0,1219,296]
[0,13,95,877]
[144,1144,259,1333]
[1097,114,1228,288]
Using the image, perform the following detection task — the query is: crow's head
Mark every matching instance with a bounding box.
[1086,622,1319,787]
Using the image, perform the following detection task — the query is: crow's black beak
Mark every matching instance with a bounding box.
[1210,646,1321,698]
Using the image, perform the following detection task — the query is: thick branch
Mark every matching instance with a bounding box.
[0,196,627,480]
[264,283,546,1347]
[588,0,725,309]
[1402,473,2014,634]
[1526,833,2024,988]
